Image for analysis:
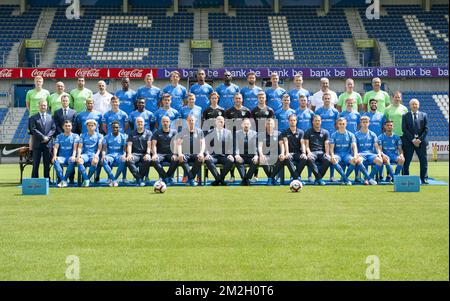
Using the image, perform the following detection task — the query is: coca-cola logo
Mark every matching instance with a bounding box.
[75,68,100,78]
[0,69,13,78]
[31,69,57,78]
[118,69,144,78]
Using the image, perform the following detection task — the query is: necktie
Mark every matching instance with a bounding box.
[41,113,46,124]
[63,109,67,119]
[413,112,419,134]
[244,133,249,154]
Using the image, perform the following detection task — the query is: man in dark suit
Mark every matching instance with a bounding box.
[204,116,234,186]
[234,118,259,186]
[54,94,77,136]
[401,98,429,184]
[29,99,56,179]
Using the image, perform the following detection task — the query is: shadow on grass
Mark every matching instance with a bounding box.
[0,182,20,188]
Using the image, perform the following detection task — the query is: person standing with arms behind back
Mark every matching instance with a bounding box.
[70,77,93,113]
[401,99,429,184]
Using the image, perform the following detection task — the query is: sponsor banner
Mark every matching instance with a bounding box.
[427,141,449,155]
[107,68,155,79]
[0,67,448,79]
[0,144,28,158]
[21,68,65,79]
[0,68,22,79]
[157,67,450,79]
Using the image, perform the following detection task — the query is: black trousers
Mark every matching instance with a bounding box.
[127,153,150,181]
[261,159,284,179]
[285,153,310,179]
[32,144,52,179]
[235,155,259,180]
[308,151,331,180]
[151,154,178,179]
[402,138,428,181]
[204,154,234,182]
[179,154,203,181]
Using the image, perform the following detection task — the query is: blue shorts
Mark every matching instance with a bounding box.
[104,154,125,166]
[55,156,74,165]
[81,153,97,165]
[334,153,353,165]
[385,153,399,163]
[359,152,378,163]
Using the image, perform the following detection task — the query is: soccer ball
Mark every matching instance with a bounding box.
[289,180,303,192]
[153,180,167,193]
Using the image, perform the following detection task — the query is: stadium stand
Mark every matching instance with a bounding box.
[47,6,193,68]
[0,108,8,125]
[360,5,449,66]
[11,110,29,145]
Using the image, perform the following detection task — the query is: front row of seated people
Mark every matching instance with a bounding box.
[52,113,405,187]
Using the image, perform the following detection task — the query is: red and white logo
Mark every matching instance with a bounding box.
[0,69,13,78]
[30,68,57,78]
[75,68,100,78]
[118,69,144,78]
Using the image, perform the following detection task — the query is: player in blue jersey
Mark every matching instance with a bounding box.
[329,118,359,185]
[76,119,103,187]
[189,69,214,111]
[339,97,361,134]
[162,71,187,112]
[275,94,296,133]
[129,97,156,132]
[240,71,263,111]
[354,116,382,185]
[265,72,286,112]
[154,94,181,130]
[115,77,136,116]
[135,73,161,113]
[101,121,127,187]
[364,99,386,136]
[76,98,102,134]
[378,119,405,183]
[295,95,314,132]
[288,74,310,111]
[51,120,79,188]
[102,96,129,134]
[216,71,240,110]
[180,93,202,129]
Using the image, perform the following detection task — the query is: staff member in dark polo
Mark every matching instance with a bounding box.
[258,118,284,186]
[401,98,429,184]
[234,118,259,186]
[29,99,56,179]
[151,116,178,186]
[304,115,330,185]
[176,115,205,186]
[54,94,77,136]
[126,116,152,186]
[283,114,310,183]
[204,116,234,186]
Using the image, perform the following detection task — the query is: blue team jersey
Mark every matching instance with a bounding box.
[295,108,314,132]
[330,130,356,155]
[115,89,136,115]
[315,107,339,136]
[180,105,202,128]
[378,133,402,155]
[190,83,214,111]
[80,132,103,154]
[288,88,310,111]
[364,111,385,136]
[162,84,187,111]
[355,130,378,153]
[129,109,155,131]
[55,132,79,158]
[76,110,102,134]
[265,87,286,112]
[275,108,296,132]
[154,107,180,130]
[135,86,161,113]
[216,83,240,110]
[103,132,127,156]
[102,109,129,134]
[340,111,360,134]
[241,86,263,110]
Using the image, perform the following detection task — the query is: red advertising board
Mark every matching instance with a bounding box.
[21,68,65,78]
[0,68,22,79]
[108,68,154,79]
[0,68,156,79]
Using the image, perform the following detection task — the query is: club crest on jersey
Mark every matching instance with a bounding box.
[241,111,246,117]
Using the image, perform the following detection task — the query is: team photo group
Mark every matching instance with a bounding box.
[27,69,429,188]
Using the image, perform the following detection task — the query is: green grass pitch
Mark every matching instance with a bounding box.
[0,162,448,280]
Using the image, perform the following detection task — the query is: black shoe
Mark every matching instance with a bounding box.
[211,180,220,186]
[421,179,429,185]
[241,179,250,186]
[220,180,228,186]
